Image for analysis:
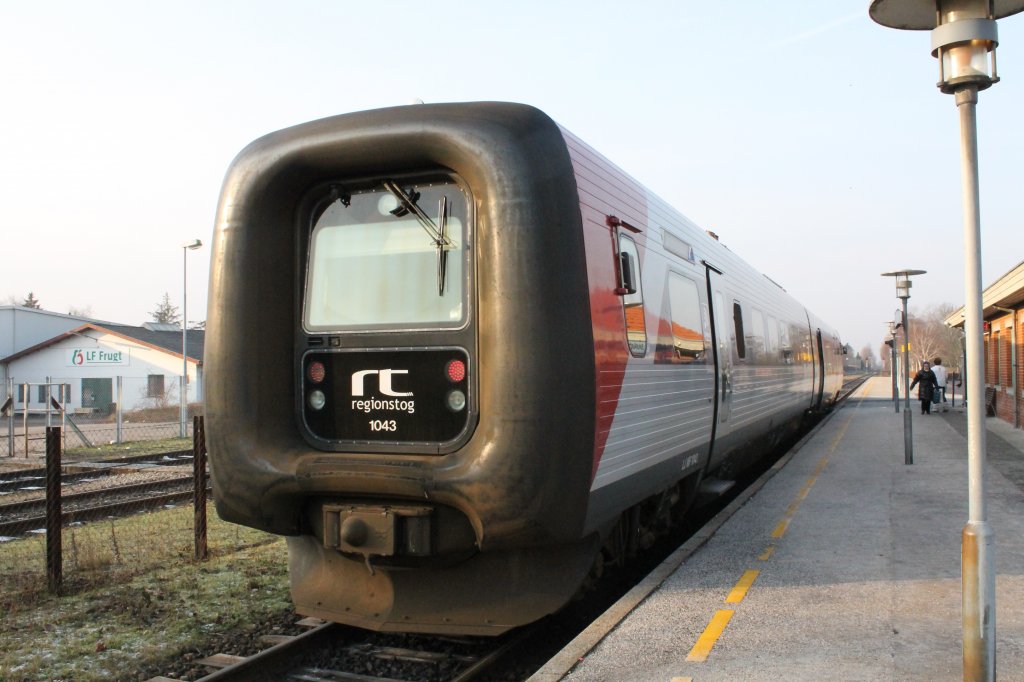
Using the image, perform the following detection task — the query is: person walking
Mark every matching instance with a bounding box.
[909,360,938,415]
[931,357,949,412]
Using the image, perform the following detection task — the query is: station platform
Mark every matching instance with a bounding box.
[535,377,1024,681]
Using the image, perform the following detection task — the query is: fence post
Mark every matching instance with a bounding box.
[6,378,13,457]
[46,426,63,594]
[116,376,123,444]
[193,415,208,561]
[59,383,66,452]
[22,383,28,457]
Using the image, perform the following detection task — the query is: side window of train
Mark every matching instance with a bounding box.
[733,302,746,360]
[618,235,646,357]
[750,310,766,363]
[766,315,779,359]
[779,321,792,364]
[665,273,706,364]
[714,292,726,352]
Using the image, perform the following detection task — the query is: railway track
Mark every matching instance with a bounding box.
[835,372,872,403]
[0,449,202,537]
[179,620,530,682]
[0,449,194,493]
[0,475,203,537]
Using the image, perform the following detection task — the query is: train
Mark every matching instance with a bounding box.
[205,101,843,637]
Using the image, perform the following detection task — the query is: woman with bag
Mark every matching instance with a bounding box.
[909,360,938,415]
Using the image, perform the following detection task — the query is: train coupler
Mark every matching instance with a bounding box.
[322,504,433,559]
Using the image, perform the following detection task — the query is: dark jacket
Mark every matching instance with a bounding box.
[909,369,938,401]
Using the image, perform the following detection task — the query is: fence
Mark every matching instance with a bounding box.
[1,377,202,457]
[0,418,273,604]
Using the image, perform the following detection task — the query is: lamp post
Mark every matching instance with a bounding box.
[887,320,899,411]
[882,269,925,465]
[181,239,202,438]
[869,2,1024,679]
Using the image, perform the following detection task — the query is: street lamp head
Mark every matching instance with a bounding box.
[869,0,1024,93]
[881,268,926,299]
[183,239,203,250]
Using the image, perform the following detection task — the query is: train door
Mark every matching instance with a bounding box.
[703,262,733,470]
[714,289,733,425]
[814,329,826,411]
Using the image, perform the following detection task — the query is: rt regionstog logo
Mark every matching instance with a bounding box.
[350,369,416,414]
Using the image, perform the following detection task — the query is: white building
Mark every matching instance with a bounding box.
[2,322,203,414]
[1,305,98,360]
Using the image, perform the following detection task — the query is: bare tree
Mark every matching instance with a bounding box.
[907,303,964,372]
[859,345,876,369]
[68,305,93,318]
[879,341,895,372]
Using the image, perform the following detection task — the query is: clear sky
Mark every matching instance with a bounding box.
[2,1,1022,359]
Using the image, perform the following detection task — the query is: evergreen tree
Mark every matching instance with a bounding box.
[150,292,181,326]
[22,292,41,309]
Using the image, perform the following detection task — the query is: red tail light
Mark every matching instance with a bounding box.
[446,359,466,383]
[308,361,326,384]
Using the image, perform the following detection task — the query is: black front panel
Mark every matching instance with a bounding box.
[302,349,470,445]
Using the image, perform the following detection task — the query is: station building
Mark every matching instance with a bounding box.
[946,260,1024,430]
[1,306,203,415]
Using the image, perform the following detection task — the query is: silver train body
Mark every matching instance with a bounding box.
[205,102,843,636]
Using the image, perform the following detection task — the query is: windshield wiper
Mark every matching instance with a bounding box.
[383,180,450,245]
[382,180,453,296]
[436,195,449,296]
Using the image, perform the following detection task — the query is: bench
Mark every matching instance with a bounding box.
[985,387,997,417]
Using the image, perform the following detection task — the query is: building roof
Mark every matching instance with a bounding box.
[0,323,205,365]
[945,260,1024,328]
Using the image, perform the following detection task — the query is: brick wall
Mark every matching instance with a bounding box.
[984,312,1022,428]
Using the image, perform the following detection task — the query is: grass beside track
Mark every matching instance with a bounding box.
[64,436,193,460]
[0,503,291,682]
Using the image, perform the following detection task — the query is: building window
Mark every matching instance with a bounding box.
[994,330,1002,386]
[147,375,165,398]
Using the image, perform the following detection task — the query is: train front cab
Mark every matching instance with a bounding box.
[205,103,605,635]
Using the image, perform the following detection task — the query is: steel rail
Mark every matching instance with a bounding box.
[0,484,206,537]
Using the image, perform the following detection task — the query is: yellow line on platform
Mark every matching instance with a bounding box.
[725,569,760,604]
[828,413,854,453]
[686,609,735,662]
[771,518,790,538]
[758,544,775,560]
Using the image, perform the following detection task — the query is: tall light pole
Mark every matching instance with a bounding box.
[870,2,1023,679]
[181,239,202,438]
[887,320,899,411]
[882,269,925,465]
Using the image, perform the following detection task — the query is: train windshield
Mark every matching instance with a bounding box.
[304,180,468,331]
